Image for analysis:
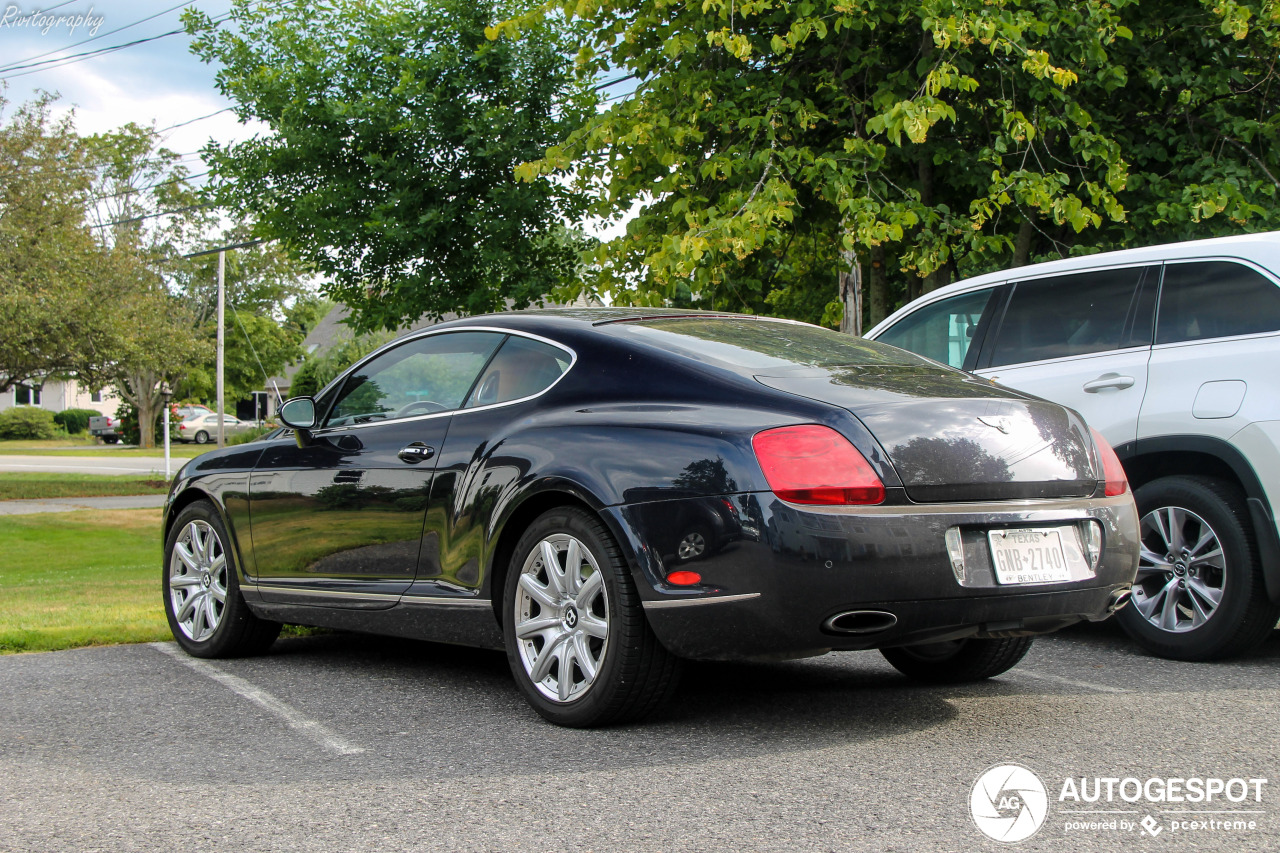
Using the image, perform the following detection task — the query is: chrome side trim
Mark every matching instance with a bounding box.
[643,592,761,610]
[399,595,492,608]
[255,585,401,603]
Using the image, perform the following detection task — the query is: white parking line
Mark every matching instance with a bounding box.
[1012,668,1129,694]
[150,642,365,755]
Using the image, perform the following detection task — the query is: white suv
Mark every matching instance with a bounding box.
[867,232,1280,660]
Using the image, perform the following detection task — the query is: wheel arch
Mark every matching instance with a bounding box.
[1115,435,1280,603]
[485,484,614,631]
[163,485,249,581]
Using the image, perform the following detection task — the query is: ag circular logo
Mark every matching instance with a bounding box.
[970,763,1049,843]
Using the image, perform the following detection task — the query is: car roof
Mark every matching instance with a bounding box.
[868,230,1280,335]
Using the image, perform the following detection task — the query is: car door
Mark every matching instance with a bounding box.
[973,265,1158,449]
[248,330,506,608]
[1139,259,1280,443]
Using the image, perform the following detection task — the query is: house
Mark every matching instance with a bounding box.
[0,378,121,417]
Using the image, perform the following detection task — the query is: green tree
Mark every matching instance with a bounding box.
[185,0,597,333]
[508,0,1280,330]
[0,93,107,391]
[290,331,395,398]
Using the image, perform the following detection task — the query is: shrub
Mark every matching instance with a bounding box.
[0,407,57,440]
[53,408,102,435]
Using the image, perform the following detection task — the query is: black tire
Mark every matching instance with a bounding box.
[194,430,210,444]
[103,436,119,444]
[881,637,1034,683]
[1116,475,1280,661]
[503,506,682,727]
[163,501,281,658]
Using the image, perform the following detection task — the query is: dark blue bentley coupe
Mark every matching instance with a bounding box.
[162,309,1139,726]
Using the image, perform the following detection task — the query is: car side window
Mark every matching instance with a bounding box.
[1157,260,1280,344]
[325,331,505,427]
[989,267,1146,367]
[465,335,571,408]
[875,288,994,368]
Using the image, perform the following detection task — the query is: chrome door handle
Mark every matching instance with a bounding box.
[1083,373,1135,393]
[398,443,435,464]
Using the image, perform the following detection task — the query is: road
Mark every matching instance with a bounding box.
[1,624,1277,852]
[0,455,177,476]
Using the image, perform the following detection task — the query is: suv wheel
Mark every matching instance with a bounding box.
[1117,476,1280,660]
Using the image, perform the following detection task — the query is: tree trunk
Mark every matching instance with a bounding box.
[868,244,888,326]
[1013,216,1036,267]
[838,244,863,336]
[120,368,161,449]
[923,259,956,295]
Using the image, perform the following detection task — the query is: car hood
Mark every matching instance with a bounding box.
[755,365,1097,502]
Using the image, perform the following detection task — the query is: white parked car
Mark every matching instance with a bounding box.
[867,232,1280,660]
[173,413,252,444]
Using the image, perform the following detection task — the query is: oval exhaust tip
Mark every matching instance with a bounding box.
[822,610,898,635]
[1107,587,1132,613]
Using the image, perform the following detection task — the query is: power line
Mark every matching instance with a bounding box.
[158,108,233,133]
[90,170,210,201]
[0,0,196,75]
[89,202,216,229]
[0,12,231,80]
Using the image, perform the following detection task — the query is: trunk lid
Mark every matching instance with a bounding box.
[756,366,1097,502]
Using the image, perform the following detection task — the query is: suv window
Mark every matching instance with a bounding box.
[989,267,1146,367]
[465,335,571,408]
[876,288,993,368]
[1157,260,1280,344]
[326,331,504,427]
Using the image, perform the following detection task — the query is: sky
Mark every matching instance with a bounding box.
[0,0,630,244]
[1,0,265,195]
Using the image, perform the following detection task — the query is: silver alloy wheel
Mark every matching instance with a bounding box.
[1131,505,1226,633]
[677,530,707,560]
[513,533,610,703]
[168,519,228,642]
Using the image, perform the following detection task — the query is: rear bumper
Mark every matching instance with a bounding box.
[608,491,1140,661]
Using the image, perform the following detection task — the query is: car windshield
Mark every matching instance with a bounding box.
[618,317,928,371]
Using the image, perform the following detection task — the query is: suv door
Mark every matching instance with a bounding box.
[248,330,506,607]
[1139,259,1280,443]
[975,265,1158,448]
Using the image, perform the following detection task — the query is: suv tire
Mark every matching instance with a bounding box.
[1117,475,1280,660]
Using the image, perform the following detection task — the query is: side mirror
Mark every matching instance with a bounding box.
[278,397,317,446]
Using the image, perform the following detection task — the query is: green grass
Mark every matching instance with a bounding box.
[0,473,171,501]
[0,509,170,653]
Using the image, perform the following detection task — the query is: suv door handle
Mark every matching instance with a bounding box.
[398,442,435,464]
[1083,373,1136,393]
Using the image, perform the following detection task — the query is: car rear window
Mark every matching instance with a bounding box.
[619,317,928,370]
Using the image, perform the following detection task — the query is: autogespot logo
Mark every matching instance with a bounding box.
[971,763,1050,843]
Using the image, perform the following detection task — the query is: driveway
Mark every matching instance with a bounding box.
[1,625,1276,852]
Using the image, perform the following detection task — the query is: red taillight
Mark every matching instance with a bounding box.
[666,570,701,586]
[178,424,186,430]
[1091,427,1128,497]
[751,424,885,505]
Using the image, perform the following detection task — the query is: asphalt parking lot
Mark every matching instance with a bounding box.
[2,623,1277,853]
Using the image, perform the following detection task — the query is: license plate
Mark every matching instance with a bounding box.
[987,528,1072,585]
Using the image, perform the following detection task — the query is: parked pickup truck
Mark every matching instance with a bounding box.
[88,415,122,444]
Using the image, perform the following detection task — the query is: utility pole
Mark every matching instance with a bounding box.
[216,250,225,447]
